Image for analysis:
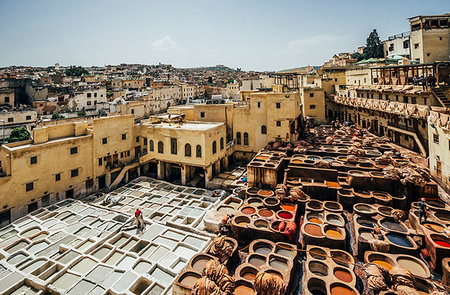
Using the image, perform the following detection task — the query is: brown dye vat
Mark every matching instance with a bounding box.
[235,216,250,226]
[240,266,258,281]
[305,224,323,237]
[264,163,275,168]
[327,181,340,188]
[241,207,256,215]
[334,268,352,283]
[178,271,201,288]
[258,209,273,218]
[371,260,393,270]
[309,261,328,276]
[248,198,262,205]
[258,190,274,197]
[308,218,323,224]
[291,159,303,164]
[326,229,342,239]
[324,202,341,211]
[331,251,351,267]
[354,190,371,199]
[378,206,392,216]
[331,285,356,295]
[255,156,269,160]
[235,285,255,295]
[308,200,322,210]
[191,256,212,272]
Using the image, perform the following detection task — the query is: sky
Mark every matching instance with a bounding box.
[0,0,449,71]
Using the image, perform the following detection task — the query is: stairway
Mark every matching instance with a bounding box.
[432,87,450,108]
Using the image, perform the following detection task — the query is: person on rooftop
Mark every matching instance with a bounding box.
[135,208,145,232]
[418,198,428,224]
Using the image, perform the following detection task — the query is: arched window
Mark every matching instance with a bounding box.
[149,140,154,152]
[244,132,249,146]
[212,141,217,154]
[158,141,164,154]
[185,144,191,157]
[236,132,241,145]
[196,145,202,158]
[220,137,224,150]
[261,125,267,134]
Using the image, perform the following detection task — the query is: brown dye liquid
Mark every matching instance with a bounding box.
[327,181,340,188]
[304,224,323,237]
[326,229,342,238]
[372,260,392,270]
[331,286,355,295]
[258,190,273,196]
[180,275,199,288]
[242,272,256,281]
[258,209,273,217]
[309,218,323,224]
[423,223,443,233]
[242,207,256,215]
[235,285,255,295]
[334,269,352,282]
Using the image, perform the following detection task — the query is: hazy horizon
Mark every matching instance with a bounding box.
[1,0,449,71]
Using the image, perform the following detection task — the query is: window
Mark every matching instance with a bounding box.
[131,109,134,114]
[71,168,79,178]
[403,40,409,49]
[448,139,450,151]
[309,92,314,97]
[87,93,91,98]
[122,133,126,140]
[4,97,9,103]
[94,93,97,98]
[98,158,102,166]
[310,105,316,109]
[26,115,31,120]
[433,134,439,144]
[212,141,217,154]
[276,102,281,109]
[70,147,78,155]
[26,182,34,192]
[426,53,430,57]
[136,136,139,143]
[200,112,205,118]
[440,36,443,41]
[87,101,91,105]
[171,138,177,155]
[244,133,249,146]
[102,138,107,144]
[196,145,202,158]
[86,179,94,188]
[414,43,419,49]
[30,156,37,165]
[55,173,61,181]
[149,140,154,151]
[185,144,191,157]
[257,102,261,108]
[8,118,13,122]
[276,121,281,127]
[158,141,164,153]
[220,137,224,150]
[236,132,241,145]
[261,125,267,134]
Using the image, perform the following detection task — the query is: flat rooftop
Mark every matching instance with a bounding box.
[145,121,224,131]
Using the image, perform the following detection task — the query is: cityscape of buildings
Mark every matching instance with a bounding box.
[0,9,449,295]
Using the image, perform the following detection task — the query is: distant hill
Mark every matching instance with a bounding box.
[183,65,238,72]
[277,66,320,74]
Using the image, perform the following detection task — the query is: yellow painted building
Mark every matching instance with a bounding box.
[428,110,450,194]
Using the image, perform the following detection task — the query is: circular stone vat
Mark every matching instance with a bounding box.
[280,203,295,211]
[309,261,328,276]
[338,189,352,196]
[356,217,376,228]
[235,216,251,226]
[275,244,296,258]
[190,254,213,272]
[431,234,450,248]
[373,192,391,201]
[258,190,274,197]
[178,271,201,288]
[307,278,327,295]
[396,256,428,277]
[247,198,262,205]
[252,241,273,255]
[248,254,266,268]
[435,212,450,222]
[309,248,326,260]
[255,156,269,160]
[378,206,393,217]
[250,162,262,166]
[423,222,444,233]
[241,207,256,215]
[326,214,344,227]
[271,221,282,232]
[354,204,376,215]
[334,267,352,283]
[324,226,343,239]
[330,283,356,295]
[304,224,323,237]
[307,200,323,211]
[263,197,279,208]
[331,250,352,267]
[366,253,394,270]
[291,159,303,165]
[348,170,365,176]
[277,211,293,220]
[308,215,324,225]
[380,219,407,233]
[254,219,269,229]
[386,233,413,248]
[324,201,342,212]
[269,255,288,272]
[257,209,274,218]
[246,187,259,196]
[240,266,258,282]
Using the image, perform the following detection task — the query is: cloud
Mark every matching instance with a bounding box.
[151,35,179,51]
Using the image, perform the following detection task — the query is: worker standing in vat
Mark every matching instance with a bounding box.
[418,198,428,224]
[135,208,145,232]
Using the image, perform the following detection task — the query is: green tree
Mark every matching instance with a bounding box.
[7,126,30,143]
[65,66,89,77]
[98,109,107,116]
[77,110,86,117]
[52,113,65,120]
[352,52,364,61]
[363,29,384,59]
